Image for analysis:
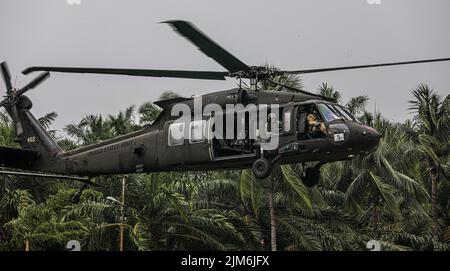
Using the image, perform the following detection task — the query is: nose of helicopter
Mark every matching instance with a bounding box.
[361,126,381,149]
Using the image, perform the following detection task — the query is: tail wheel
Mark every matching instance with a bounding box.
[252,158,272,179]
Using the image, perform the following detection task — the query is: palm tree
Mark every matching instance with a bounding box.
[64,115,113,145]
[318,83,369,117]
[346,122,428,228]
[38,111,60,140]
[108,106,140,135]
[138,91,181,126]
[239,166,314,250]
[124,172,248,250]
[318,83,341,103]
[138,102,162,125]
[406,84,450,244]
[61,188,120,250]
[38,112,58,130]
[346,96,369,116]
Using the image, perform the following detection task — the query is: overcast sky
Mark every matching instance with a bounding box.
[1,0,449,131]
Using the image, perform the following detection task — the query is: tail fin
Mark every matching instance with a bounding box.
[6,96,62,157]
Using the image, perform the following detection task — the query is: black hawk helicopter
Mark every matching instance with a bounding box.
[1,20,449,189]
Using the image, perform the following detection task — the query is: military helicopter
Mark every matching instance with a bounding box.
[1,20,449,189]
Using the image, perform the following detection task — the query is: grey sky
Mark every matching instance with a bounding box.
[1,0,449,131]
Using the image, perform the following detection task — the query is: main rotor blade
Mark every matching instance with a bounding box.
[17,72,50,96]
[283,58,450,74]
[0,97,7,107]
[162,20,251,74]
[22,67,228,80]
[0,61,13,92]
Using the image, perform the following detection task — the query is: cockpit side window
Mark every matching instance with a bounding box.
[328,105,346,119]
[335,106,356,121]
[338,106,357,121]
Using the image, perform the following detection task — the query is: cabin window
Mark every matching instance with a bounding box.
[282,108,293,133]
[189,120,206,143]
[168,122,185,146]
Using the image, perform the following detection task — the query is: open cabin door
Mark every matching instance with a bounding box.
[210,110,257,161]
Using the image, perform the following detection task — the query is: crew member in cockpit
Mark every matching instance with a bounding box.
[307,111,326,135]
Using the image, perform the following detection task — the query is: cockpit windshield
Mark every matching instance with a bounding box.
[316,103,341,122]
[317,103,356,122]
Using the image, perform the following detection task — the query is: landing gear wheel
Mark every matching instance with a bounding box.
[252,158,272,179]
[302,167,321,187]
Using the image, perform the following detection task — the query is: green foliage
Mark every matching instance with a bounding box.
[0,109,16,147]
[4,190,87,251]
[139,102,162,125]
[318,83,341,102]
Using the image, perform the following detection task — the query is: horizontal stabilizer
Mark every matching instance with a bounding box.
[0,146,38,169]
